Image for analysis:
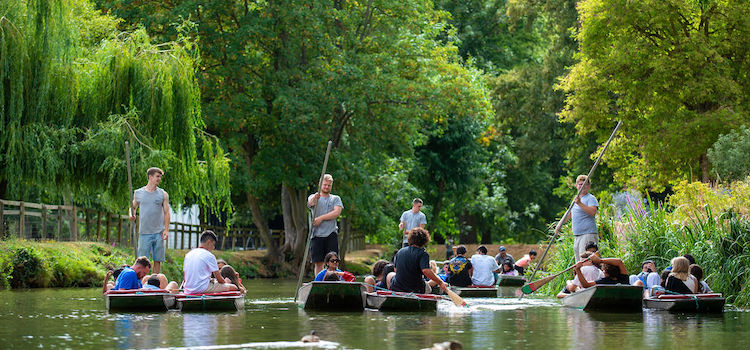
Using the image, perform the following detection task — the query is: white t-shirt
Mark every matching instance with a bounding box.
[183,247,219,294]
[573,265,604,287]
[470,254,499,286]
[684,274,699,293]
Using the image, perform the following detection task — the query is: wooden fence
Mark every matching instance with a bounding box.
[0,199,281,251]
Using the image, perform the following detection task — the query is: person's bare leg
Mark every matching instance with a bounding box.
[166,281,179,292]
[314,262,325,276]
[364,276,376,293]
[156,274,168,289]
[386,272,396,289]
[153,261,161,274]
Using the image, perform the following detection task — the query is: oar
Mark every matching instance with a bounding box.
[520,121,622,299]
[520,256,590,294]
[294,141,333,302]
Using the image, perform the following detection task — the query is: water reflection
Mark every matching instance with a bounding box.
[183,313,219,347]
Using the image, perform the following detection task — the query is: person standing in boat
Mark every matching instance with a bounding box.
[399,198,427,248]
[555,175,599,262]
[130,167,170,274]
[446,245,473,287]
[386,228,448,294]
[307,174,344,276]
[471,245,501,286]
[183,230,239,294]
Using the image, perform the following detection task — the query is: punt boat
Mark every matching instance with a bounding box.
[105,289,175,312]
[296,281,367,311]
[497,275,527,287]
[450,285,497,298]
[561,285,643,312]
[176,291,245,312]
[643,293,725,313]
[366,291,441,311]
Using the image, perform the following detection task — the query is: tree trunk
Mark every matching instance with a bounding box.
[338,217,350,268]
[281,185,311,266]
[246,193,280,263]
[700,154,710,183]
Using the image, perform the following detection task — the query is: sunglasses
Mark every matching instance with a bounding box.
[329,259,340,263]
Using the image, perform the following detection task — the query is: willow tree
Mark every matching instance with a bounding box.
[0,0,230,213]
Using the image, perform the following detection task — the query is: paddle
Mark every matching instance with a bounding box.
[521,121,622,299]
[294,141,333,303]
[520,256,591,294]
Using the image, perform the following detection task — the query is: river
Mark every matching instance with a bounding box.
[1,279,748,349]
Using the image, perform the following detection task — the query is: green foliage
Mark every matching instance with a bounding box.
[0,0,231,214]
[708,126,750,181]
[560,0,750,190]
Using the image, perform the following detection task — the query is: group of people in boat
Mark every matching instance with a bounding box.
[103,230,245,295]
[556,241,713,298]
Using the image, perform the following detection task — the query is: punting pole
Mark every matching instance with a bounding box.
[125,141,137,259]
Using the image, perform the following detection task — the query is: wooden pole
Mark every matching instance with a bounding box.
[125,141,136,258]
[19,201,25,239]
[96,210,102,241]
[56,207,62,241]
[295,140,333,302]
[72,206,78,241]
[41,205,47,240]
[106,213,111,243]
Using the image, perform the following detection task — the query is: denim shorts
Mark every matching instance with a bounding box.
[138,233,165,262]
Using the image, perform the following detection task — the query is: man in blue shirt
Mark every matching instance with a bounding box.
[113,256,151,290]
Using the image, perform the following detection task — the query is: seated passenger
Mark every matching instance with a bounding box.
[141,273,179,291]
[102,265,128,293]
[323,271,340,281]
[314,252,355,282]
[364,260,391,292]
[143,274,162,290]
[216,258,228,270]
[386,228,448,294]
[501,262,518,276]
[183,230,239,294]
[470,245,501,286]
[513,250,537,275]
[446,246,473,288]
[629,259,661,289]
[576,254,629,288]
[689,264,712,293]
[557,252,603,298]
[437,262,450,282]
[221,265,247,293]
[112,256,151,290]
[664,256,698,294]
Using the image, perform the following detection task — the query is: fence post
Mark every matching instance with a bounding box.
[41,204,47,240]
[72,206,78,241]
[117,216,122,246]
[96,211,102,241]
[19,201,25,239]
[56,207,62,241]
[1,200,5,238]
[106,213,111,243]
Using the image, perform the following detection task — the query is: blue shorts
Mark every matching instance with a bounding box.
[138,233,165,262]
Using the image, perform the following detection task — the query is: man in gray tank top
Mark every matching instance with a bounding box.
[554,175,599,262]
[399,198,427,247]
[307,174,344,276]
[130,167,171,274]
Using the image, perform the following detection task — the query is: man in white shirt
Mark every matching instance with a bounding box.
[557,252,603,298]
[183,230,239,294]
[470,245,501,286]
[399,198,427,248]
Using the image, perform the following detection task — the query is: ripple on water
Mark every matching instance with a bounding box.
[149,340,341,350]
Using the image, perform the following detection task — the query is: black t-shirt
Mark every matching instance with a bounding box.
[390,246,431,293]
[595,273,629,285]
[447,256,473,287]
[665,275,694,294]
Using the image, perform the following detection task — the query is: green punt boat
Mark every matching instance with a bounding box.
[366,291,440,311]
[561,285,643,312]
[176,291,245,312]
[105,290,175,312]
[450,285,497,298]
[643,293,725,313]
[297,281,367,311]
[497,275,527,287]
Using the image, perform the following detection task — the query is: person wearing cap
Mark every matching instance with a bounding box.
[494,246,515,267]
[399,198,427,248]
[629,260,661,290]
[554,174,599,262]
[446,245,473,287]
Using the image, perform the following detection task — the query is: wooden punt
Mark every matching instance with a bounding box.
[296,281,367,311]
[366,291,440,311]
[643,293,725,313]
[105,289,175,312]
[450,285,497,298]
[497,286,523,298]
[176,291,245,312]
[561,285,643,312]
[497,275,527,287]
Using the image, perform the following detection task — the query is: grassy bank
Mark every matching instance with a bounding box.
[536,186,750,308]
[0,240,300,289]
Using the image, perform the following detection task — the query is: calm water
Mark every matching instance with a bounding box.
[1,279,749,349]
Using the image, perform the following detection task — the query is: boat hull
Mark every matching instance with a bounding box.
[644,293,725,313]
[450,286,497,298]
[561,285,643,312]
[176,292,245,312]
[105,290,175,312]
[366,291,439,311]
[497,275,526,287]
[297,282,367,311]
